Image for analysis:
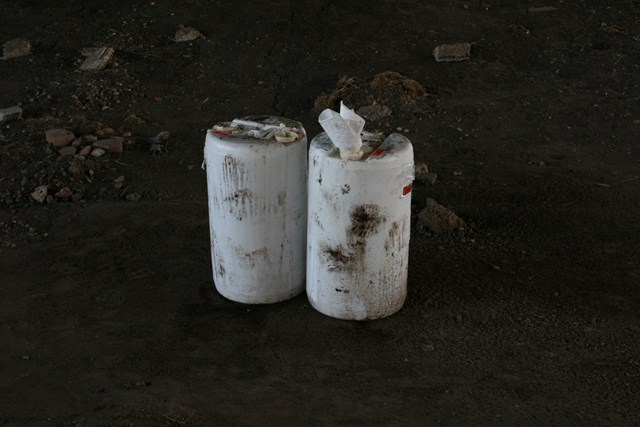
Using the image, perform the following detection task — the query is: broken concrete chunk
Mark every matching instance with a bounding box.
[433,43,471,62]
[2,38,31,60]
[0,106,23,123]
[31,185,48,204]
[419,198,465,234]
[174,26,203,42]
[79,47,114,71]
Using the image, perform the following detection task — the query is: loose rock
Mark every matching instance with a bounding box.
[418,198,465,234]
[54,187,72,199]
[79,47,114,71]
[91,148,106,157]
[45,129,75,147]
[79,146,92,156]
[93,137,123,153]
[2,38,31,60]
[174,26,203,42]
[0,106,23,123]
[31,185,48,204]
[433,43,471,62]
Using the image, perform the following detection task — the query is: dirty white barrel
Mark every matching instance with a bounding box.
[307,132,414,320]
[204,116,307,304]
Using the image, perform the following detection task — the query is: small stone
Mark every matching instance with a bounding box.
[79,47,114,71]
[54,187,72,199]
[91,148,106,157]
[79,146,92,156]
[103,127,115,135]
[174,26,203,42]
[113,175,125,189]
[151,131,170,143]
[0,106,23,123]
[93,137,123,153]
[82,135,98,143]
[453,170,463,176]
[45,128,76,147]
[415,163,429,176]
[71,194,82,203]
[418,198,466,234]
[30,185,48,203]
[355,104,392,121]
[425,172,438,185]
[71,138,83,147]
[433,43,471,62]
[46,195,55,204]
[58,146,77,157]
[125,193,141,202]
[20,176,28,188]
[2,38,31,60]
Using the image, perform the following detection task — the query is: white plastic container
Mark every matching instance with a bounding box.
[204,116,307,304]
[307,132,414,320]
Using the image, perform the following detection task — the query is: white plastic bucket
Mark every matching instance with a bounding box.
[307,132,414,319]
[204,116,307,304]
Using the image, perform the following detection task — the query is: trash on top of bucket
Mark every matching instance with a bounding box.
[312,130,412,164]
[210,115,303,144]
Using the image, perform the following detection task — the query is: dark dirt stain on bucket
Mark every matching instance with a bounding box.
[350,204,385,239]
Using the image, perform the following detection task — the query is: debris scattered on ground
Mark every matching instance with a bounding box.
[149,131,170,153]
[79,47,114,71]
[0,106,23,123]
[2,38,31,60]
[45,129,76,147]
[174,26,203,42]
[314,72,428,131]
[528,6,558,13]
[433,43,471,62]
[418,198,465,234]
[414,163,437,184]
[30,185,48,204]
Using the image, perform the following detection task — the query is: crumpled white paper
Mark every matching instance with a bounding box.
[318,101,366,159]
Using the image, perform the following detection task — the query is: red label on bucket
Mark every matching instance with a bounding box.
[402,183,413,196]
[372,148,385,157]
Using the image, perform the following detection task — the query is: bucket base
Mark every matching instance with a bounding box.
[307,292,406,321]
[216,284,305,305]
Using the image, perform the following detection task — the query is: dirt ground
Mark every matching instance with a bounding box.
[1,0,639,425]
